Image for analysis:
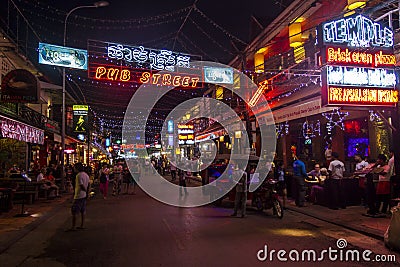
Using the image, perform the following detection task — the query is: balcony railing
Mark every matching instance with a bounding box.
[0,103,60,134]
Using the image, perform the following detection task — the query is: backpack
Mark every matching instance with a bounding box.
[99,171,107,183]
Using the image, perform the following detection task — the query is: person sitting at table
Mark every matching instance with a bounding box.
[308,166,328,203]
[37,168,46,182]
[8,164,20,176]
[40,169,60,198]
[307,163,321,181]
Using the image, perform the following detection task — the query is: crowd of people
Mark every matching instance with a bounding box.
[285,146,397,216]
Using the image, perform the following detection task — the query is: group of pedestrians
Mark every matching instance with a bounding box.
[97,161,140,199]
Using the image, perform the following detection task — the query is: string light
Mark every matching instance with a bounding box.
[369,110,382,122]
[322,108,349,132]
[302,120,321,139]
[276,121,289,138]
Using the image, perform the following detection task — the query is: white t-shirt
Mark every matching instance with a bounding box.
[74,171,90,199]
[37,173,45,182]
[328,159,345,179]
[355,160,368,171]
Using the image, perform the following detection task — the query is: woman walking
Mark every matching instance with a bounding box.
[98,163,110,200]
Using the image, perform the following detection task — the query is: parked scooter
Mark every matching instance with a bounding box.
[252,178,284,219]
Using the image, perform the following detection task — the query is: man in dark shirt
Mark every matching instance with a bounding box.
[293,155,307,207]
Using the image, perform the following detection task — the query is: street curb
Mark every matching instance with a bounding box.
[286,206,384,241]
[0,195,72,255]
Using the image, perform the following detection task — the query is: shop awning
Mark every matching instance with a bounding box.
[65,136,81,145]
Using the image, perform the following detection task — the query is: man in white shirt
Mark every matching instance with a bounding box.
[327,152,346,209]
[329,152,345,179]
[355,154,368,172]
[68,162,90,231]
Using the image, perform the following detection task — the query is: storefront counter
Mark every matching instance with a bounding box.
[314,178,361,207]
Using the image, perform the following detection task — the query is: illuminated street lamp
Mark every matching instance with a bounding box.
[61,1,109,189]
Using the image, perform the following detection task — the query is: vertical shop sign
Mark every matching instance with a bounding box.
[73,105,88,133]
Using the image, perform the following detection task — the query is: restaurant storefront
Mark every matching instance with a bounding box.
[0,115,45,176]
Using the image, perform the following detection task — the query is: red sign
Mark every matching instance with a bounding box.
[326,86,398,107]
[324,47,396,68]
[91,66,201,88]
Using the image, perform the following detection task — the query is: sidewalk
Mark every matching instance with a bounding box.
[0,193,72,254]
[285,200,391,241]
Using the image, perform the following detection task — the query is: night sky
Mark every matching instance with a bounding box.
[9,0,294,63]
[0,0,294,133]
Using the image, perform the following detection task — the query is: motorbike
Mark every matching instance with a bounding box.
[251,178,284,219]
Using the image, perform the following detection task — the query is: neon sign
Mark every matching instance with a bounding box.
[325,47,396,67]
[94,66,200,88]
[177,124,194,145]
[326,66,396,88]
[249,80,269,107]
[327,87,398,106]
[107,42,191,71]
[0,115,44,144]
[140,72,199,87]
[94,66,200,87]
[322,14,393,48]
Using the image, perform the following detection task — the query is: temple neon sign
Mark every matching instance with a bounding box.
[328,86,398,106]
[322,14,393,48]
[326,47,396,67]
[94,66,200,87]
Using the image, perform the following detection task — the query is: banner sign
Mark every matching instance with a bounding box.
[319,14,393,49]
[73,105,88,133]
[203,67,233,84]
[0,69,40,103]
[0,115,44,144]
[38,43,88,70]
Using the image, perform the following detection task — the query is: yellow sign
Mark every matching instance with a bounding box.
[73,105,88,111]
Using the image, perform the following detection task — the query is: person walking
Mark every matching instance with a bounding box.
[98,163,110,200]
[275,161,287,209]
[231,163,248,218]
[129,161,141,195]
[170,161,177,181]
[293,155,308,207]
[112,163,123,196]
[68,162,90,231]
[178,169,188,196]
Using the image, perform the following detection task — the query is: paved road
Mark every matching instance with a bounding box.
[0,185,399,267]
